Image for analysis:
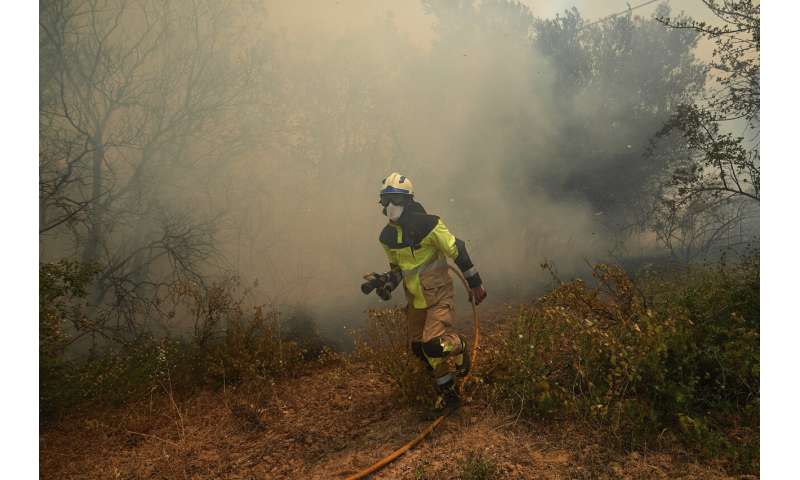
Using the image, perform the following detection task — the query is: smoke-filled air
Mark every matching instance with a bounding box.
[40,1,760,478]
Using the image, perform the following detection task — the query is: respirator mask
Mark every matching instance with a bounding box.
[380,194,407,222]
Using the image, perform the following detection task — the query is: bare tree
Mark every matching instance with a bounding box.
[651,190,757,264]
[39,0,266,333]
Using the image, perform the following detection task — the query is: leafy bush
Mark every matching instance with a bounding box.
[39,260,100,352]
[644,254,759,470]
[484,258,759,473]
[486,264,671,434]
[40,260,101,421]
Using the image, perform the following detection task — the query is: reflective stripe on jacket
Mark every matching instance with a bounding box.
[378,201,465,309]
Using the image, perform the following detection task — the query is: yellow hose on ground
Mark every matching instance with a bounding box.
[343,265,480,480]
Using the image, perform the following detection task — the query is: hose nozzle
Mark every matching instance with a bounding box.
[361,272,392,300]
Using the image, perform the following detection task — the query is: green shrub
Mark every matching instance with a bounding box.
[645,255,759,419]
[485,258,759,473]
[487,264,672,434]
[40,260,101,421]
[645,254,759,472]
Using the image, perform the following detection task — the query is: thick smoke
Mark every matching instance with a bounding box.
[203,0,714,334]
[40,0,724,340]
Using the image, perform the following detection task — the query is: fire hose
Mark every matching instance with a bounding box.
[344,264,480,480]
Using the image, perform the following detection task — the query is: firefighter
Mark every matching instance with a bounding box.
[369,172,487,411]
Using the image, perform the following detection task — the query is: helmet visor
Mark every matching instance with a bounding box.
[379,193,408,207]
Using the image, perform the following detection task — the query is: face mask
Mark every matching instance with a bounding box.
[385,203,404,222]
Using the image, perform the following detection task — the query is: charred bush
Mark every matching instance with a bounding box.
[282,305,327,360]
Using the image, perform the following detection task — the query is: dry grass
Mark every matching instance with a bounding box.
[41,354,742,479]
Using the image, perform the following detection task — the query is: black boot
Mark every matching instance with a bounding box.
[434,375,460,413]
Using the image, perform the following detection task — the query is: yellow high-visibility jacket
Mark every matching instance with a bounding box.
[379,201,480,309]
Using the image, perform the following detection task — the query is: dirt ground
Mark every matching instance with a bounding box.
[40,354,748,480]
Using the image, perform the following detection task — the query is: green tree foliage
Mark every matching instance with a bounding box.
[419,1,709,260]
[532,4,706,219]
[660,0,760,200]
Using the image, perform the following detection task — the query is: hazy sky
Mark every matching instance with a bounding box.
[533,0,717,20]
[266,0,718,55]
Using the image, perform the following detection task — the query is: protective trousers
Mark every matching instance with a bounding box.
[406,275,464,387]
